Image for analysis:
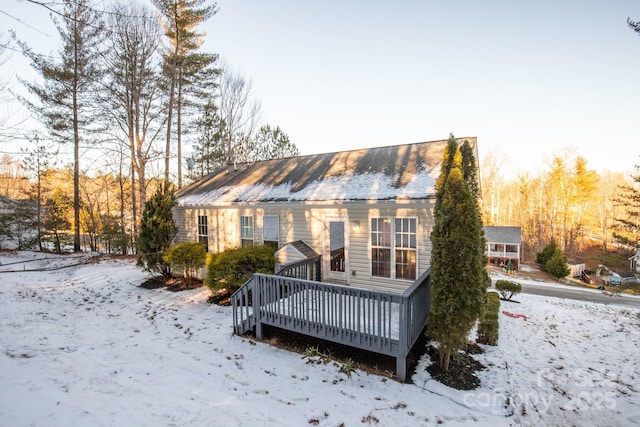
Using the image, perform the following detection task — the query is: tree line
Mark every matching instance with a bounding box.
[481,150,640,263]
[0,0,299,253]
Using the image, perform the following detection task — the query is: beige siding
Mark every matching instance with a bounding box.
[175,199,434,293]
[274,245,306,272]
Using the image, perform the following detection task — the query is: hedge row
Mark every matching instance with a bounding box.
[477,292,500,346]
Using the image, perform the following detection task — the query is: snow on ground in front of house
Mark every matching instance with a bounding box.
[0,252,639,426]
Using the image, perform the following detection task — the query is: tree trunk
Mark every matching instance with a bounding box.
[177,68,183,188]
[73,86,81,252]
[164,70,176,184]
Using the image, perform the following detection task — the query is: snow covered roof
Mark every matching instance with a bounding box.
[176,137,477,206]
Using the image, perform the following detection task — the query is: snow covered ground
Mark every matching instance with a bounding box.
[1,252,639,426]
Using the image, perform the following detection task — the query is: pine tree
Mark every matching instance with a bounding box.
[536,239,559,265]
[153,0,218,187]
[137,185,178,279]
[545,250,570,279]
[15,0,104,252]
[428,150,487,372]
[613,163,640,249]
[44,189,73,254]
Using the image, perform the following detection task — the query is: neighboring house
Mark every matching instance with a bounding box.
[567,260,585,278]
[629,248,640,274]
[629,248,640,273]
[174,137,479,293]
[483,226,522,270]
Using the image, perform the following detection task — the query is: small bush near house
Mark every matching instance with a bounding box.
[477,292,500,346]
[495,280,522,301]
[205,245,275,292]
[164,242,207,286]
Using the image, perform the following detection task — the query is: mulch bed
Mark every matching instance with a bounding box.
[425,343,485,390]
[247,325,429,382]
[139,276,204,292]
[207,288,235,305]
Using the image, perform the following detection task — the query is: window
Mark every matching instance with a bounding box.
[490,243,505,253]
[371,218,391,278]
[371,217,417,280]
[395,218,417,280]
[197,215,209,251]
[240,215,254,248]
[263,215,279,249]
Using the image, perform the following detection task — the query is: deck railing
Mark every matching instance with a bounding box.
[275,254,322,281]
[231,269,431,381]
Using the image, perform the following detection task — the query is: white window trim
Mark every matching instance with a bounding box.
[240,215,254,246]
[197,215,209,251]
[263,215,279,246]
[370,216,418,281]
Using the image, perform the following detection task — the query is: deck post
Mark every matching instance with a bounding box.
[252,277,263,339]
[396,356,406,382]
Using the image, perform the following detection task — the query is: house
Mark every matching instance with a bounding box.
[630,248,640,273]
[567,260,585,278]
[483,226,522,270]
[173,137,479,293]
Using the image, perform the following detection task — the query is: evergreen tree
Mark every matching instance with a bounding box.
[613,163,640,249]
[190,96,225,178]
[428,155,487,372]
[434,134,461,208]
[244,124,300,162]
[137,185,178,279]
[545,250,570,279]
[15,0,104,252]
[44,189,73,254]
[460,139,480,200]
[152,0,218,187]
[536,239,559,265]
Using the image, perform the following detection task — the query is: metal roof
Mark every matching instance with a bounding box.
[176,137,477,205]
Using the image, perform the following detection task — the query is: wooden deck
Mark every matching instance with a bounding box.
[231,268,431,381]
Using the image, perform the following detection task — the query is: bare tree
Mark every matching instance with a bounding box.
[480,148,507,225]
[101,2,164,238]
[218,65,262,165]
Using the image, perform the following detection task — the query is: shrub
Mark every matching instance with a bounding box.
[164,242,207,285]
[477,292,500,346]
[545,251,570,279]
[536,239,558,266]
[495,280,522,301]
[205,245,275,292]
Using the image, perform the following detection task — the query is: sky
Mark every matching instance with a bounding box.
[1,251,639,426]
[1,0,640,177]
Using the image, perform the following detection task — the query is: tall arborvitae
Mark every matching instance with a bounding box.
[137,185,178,280]
[428,145,487,372]
[434,134,461,208]
[460,139,480,201]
